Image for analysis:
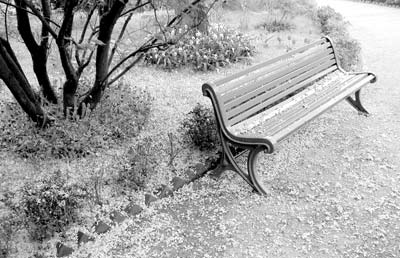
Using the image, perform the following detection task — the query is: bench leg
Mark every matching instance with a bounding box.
[209,132,256,189]
[248,146,270,195]
[346,90,369,116]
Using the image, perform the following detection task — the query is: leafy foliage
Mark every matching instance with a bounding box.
[144,24,255,71]
[256,18,294,32]
[180,103,219,151]
[313,6,362,71]
[314,6,347,35]
[0,80,152,159]
[118,137,158,189]
[13,171,85,241]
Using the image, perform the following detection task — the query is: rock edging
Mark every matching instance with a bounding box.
[56,156,219,257]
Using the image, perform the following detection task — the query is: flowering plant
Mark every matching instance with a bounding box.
[145,24,255,71]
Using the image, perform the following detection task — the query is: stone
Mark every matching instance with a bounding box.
[194,163,207,174]
[110,211,127,224]
[158,184,173,198]
[77,231,94,247]
[144,193,158,206]
[124,202,143,216]
[171,176,187,191]
[56,242,74,257]
[184,169,196,181]
[94,220,111,234]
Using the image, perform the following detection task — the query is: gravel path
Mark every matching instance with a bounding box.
[74,1,400,257]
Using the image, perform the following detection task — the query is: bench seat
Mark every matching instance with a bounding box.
[230,70,375,144]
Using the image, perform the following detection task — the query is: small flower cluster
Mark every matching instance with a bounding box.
[145,24,255,71]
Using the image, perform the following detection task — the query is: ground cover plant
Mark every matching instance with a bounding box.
[0,80,152,159]
[180,103,219,150]
[1,0,391,257]
[313,6,362,71]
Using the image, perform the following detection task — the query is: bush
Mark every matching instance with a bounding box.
[313,6,362,71]
[0,80,152,159]
[180,103,219,151]
[118,137,158,189]
[15,172,85,241]
[314,6,347,35]
[144,24,255,71]
[256,18,295,32]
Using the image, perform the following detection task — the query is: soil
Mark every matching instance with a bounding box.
[70,1,400,257]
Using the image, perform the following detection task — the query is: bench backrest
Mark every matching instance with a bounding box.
[202,37,339,128]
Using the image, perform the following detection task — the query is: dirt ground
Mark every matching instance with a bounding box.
[69,1,400,257]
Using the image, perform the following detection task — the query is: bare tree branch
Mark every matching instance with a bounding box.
[105,0,218,83]
[79,3,97,44]
[120,0,151,17]
[3,0,9,42]
[0,0,60,37]
[108,12,133,68]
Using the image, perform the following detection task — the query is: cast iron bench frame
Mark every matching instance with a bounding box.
[202,36,377,194]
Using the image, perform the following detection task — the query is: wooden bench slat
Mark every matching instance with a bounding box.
[225,60,337,126]
[266,74,369,136]
[270,74,374,142]
[216,43,332,94]
[225,56,337,115]
[227,66,343,126]
[213,38,328,86]
[221,48,335,103]
[227,68,341,135]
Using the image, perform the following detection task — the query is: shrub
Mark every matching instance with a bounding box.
[180,103,219,151]
[17,172,85,241]
[0,80,152,159]
[118,137,158,189]
[313,6,362,71]
[256,18,295,32]
[144,24,255,71]
[314,6,347,35]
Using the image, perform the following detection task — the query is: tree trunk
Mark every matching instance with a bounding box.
[79,0,128,112]
[15,0,58,104]
[57,0,80,114]
[0,38,48,126]
[32,53,58,103]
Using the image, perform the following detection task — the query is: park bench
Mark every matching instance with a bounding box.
[202,36,377,195]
